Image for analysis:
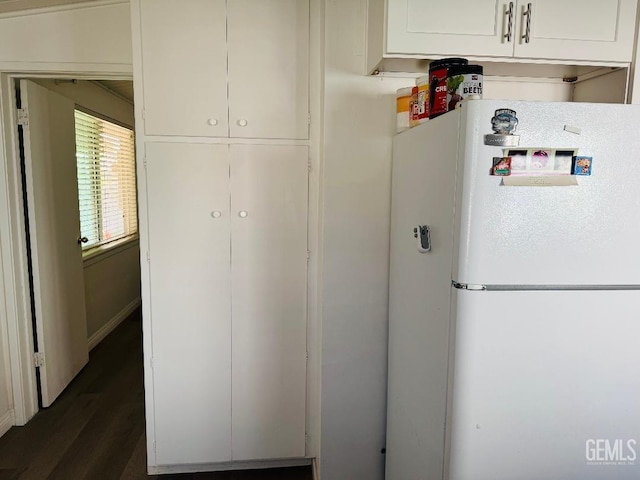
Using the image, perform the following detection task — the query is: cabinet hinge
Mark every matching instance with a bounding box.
[142,108,146,120]
[146,251,151,263]
[305,351,309,361]
[307,160,311,173]
[306,250,311,261]
[150,357,155,369]
[33,352,44,368]
[143,156,147,168]
[308,114,311,126]
[17,108,29,126]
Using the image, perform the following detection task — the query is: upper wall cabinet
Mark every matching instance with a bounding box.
[368,0,638,72]
[227,0,309,139]
[139,0,310,139]
[140,0,228,138]
[513,0,636,62]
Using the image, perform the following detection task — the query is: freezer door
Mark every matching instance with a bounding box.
[454,100,640,286]
[448,289,640,480]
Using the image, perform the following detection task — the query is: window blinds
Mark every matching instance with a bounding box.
[75,110,137,250]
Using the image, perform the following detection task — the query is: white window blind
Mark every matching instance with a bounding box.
[75,110,137,250]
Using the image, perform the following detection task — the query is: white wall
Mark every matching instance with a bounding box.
[0,0,132,70]
[84,242,140,341]
[321,1,412,479]
[0,0,99,14]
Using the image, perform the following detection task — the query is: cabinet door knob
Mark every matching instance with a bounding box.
[207,118,219,126]
[237,119,248,127]
[77,236,88,245]
[211,211,222,218]
[238,211,248,218]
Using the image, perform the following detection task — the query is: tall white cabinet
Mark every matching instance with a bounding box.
[132,0,311,471]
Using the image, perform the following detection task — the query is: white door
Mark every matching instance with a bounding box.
[230,144,308,460]
[449,289,640,480]
[20,80,88,408]
[145,142,232,465]
[386,0,515,57]
[513,0,637,62]
[139,0,228,137]
[227,0,309,139]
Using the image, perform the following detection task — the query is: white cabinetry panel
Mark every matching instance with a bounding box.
[387,0,514,57]
[230,145,308,460]
[514,0,637,62]
[227,0,309,139]
[140,0,228,137]
[146,142,232,465]
[382,0,637,62]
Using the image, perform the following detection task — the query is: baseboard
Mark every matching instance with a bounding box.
[88,297,141,351]
[148,457,314,475]
[0,410,14,438]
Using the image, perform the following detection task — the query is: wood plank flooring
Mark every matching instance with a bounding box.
[0,311,313,480]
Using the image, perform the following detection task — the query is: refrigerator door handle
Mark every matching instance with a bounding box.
[414,225,431,252]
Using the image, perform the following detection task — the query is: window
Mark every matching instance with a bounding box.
[74,110,137,251]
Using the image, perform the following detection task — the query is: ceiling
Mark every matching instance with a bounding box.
[95,80,134,104]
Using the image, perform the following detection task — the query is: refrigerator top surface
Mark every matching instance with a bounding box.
[450,99,640,287]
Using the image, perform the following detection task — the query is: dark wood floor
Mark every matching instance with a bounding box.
[0,310,313,480]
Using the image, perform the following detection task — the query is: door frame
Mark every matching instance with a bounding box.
[0,65,133,425]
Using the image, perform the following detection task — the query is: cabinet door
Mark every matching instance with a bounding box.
[514,0,637,62]
[386,0,515,57]
[146,142,231,465]
[230,145,308,460]
[227,1,309,139]
[140,0,228,137]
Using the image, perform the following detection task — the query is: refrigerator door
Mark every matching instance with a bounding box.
[454,100,640,286]
[386,111,462,480]
[448,289,640,480]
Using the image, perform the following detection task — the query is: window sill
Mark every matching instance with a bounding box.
[83,235,139,267]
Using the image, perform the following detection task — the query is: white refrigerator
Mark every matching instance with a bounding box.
[386,99,640,480]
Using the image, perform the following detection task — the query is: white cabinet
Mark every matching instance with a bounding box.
[145,142,308,464]
[513,0,637,62]
[230,145,308,460]
[140,0,228,137]
[227,1,309,139]
[386,0,514,58]
[146,142,232,465]
[139,0,309,139]
[372,0,637,70]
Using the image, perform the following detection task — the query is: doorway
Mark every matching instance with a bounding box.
[0,72,139,427]
[16,77,140,409]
